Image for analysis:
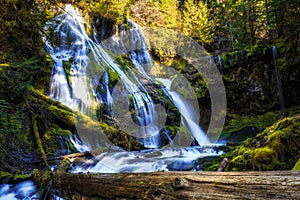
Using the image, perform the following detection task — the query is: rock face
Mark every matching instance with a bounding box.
[92,17,116,42]
[226,115,300,171]
[201,49,298,115]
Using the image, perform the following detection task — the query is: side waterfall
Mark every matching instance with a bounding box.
[272,46,286,116]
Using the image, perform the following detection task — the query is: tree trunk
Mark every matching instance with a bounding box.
[33,170,300,199]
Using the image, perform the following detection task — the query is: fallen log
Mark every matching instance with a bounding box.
[52,152,91,161]
[33,170,300,199]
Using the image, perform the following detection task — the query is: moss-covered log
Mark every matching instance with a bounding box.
[28,88,145,151]
[28,89,76,129]
[32,115,50,170]
[33,170,300,199]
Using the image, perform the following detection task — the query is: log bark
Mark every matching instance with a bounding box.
[33,170,300,199]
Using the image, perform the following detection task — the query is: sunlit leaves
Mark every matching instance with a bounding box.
[181,0,213,44]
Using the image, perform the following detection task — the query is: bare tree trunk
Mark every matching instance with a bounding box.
[33,170,300,199]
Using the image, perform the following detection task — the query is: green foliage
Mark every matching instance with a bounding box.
[222,106,300,141]
[181,0,213,44]
[0,0,53,62]
[223,111,280,136]
[0,100,10,127]
[85,0,130,24]
[43,126,75,154]
[0,171,31,183]
[292,158,300,171]
[130,0,179,29]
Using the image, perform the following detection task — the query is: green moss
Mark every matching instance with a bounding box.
[76,113,145,151]
[222,111,280,139]
[230,155,248,171]
[0,171,31,183]
[86,0,129,25]
[252,147,279,170]
[13,174,31,182]
[0,171,13,180]
[32,169,53,187]
[32,115,50,169]
[226,115,300,171]
[292,158,300,170]
[43,126,74,154]
[56,158,72,173]
[48,105,75,127]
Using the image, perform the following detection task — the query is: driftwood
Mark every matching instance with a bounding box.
[33,170,300,199]
[50,152,90,161]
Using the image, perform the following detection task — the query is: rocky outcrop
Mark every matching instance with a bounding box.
[226,115,300,171]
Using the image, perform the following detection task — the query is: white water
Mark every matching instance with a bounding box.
[0,181,39,200]
[43,5,223,173]
[71,146,222,173]
[0,180,64,200]
[156,78,210,145]
[218,55,223,73]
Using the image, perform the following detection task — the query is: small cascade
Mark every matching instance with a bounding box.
[156,78,210,145]
[45,41,73,107]
[217,55,223,73]
[272,46,286,116]
[126,19,153,75]
[70,134,90,152]
[43,4,93,112]
[102,70,113,115]
[71,146,223,173]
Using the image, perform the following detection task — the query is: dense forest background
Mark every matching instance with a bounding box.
[0,0,299,174]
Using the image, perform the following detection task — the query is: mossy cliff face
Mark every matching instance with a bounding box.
[0,86,149,172]
[226,115,300,171]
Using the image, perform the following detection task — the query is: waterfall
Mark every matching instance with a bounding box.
[217,55,223,73]
[272,46,286,116]
[44,4,212,153]
[157,78,210,145]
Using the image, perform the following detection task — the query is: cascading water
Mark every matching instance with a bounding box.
[43,5,222,173]
[272,46,286,116]
[156,77,210,145]
[218,55,223,73]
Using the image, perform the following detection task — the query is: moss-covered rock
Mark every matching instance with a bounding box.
[43,126,76,155]
[292,158,300,170]
[226,115,300,171]
[219,106,300,144]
